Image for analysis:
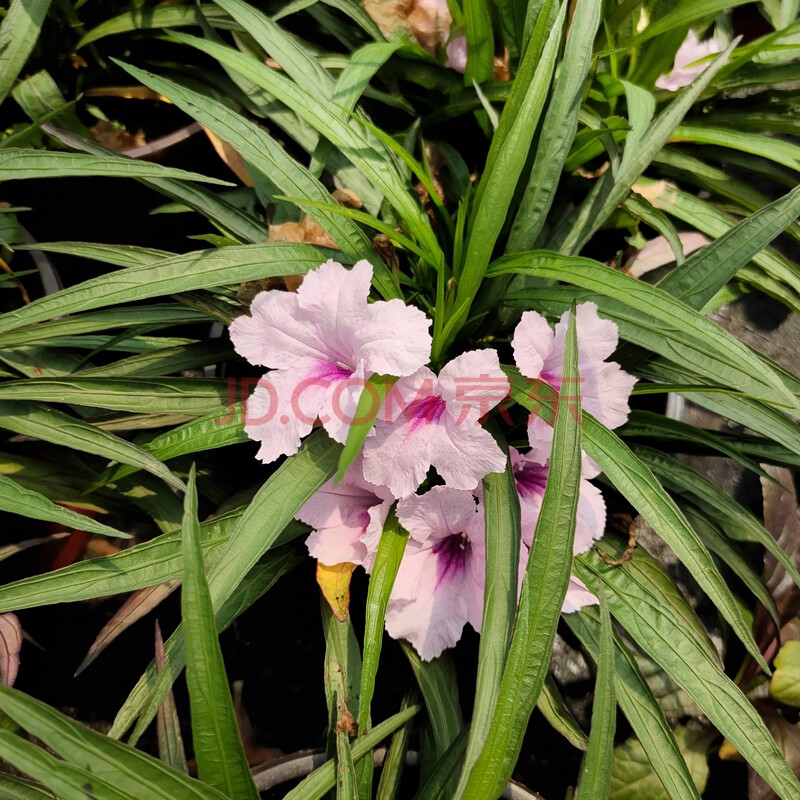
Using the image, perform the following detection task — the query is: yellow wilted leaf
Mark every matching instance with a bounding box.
[316,561,356,621]
[203,128,254,187]
[85,86,168,101]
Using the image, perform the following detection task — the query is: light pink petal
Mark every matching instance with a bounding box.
[243,361,328,463]
[385,496,485,660]
[626,232,711,277]
[396,485,480,544]
[430,413,507,491]
[512,310,554,379]
[445,36,467,73]
[295,259,371,331]
[230,291,330,369]
[655,30,722,91]
[353,299,432,377]
[575,479,606,554]
[550,302,619,366]
[562,576,598,614]
[360,501,393,571]
[438,349,509,423]
[579,359,637,431]
[385,539,471,660]
[0,613,22,687]
[317,371,366,445]
[363,369,442,497]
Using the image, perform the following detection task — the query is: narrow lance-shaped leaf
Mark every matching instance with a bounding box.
[0,149,232,185]
[0,475,130,539]
[0,0,52,105]
[0,243,335,334]
[507,0,603,251]
[574,589,615,800]
[459,307,582,800]
[452,422,520,797]
[181,465,259,799]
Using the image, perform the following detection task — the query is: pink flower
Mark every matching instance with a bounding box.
[445,36,467,73]
[362,349,509,497]
[625,232,711,277]
[388,487,486,660]
[229,259,432,463]
[511,442,605,614]
[512,303,636,448]
[655,30,722,91]
[296,459,394,571]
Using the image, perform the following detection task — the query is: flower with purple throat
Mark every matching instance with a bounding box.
[362,348,509,497]
[388,486,486,660]
[229,259,432,463]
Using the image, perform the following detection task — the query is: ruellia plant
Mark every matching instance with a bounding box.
[1,0,800,797]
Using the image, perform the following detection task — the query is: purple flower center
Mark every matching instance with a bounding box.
[406,394,447,431]
[433,532,470,586]
[514,462,549,499]
[313,361,354,382]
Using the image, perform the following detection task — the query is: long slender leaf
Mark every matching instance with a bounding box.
[0,243,335,334]
[567,611,703,800]
[508,0,603,251]
[0,0,51,105]
[573,541,800,799]
[0,149,231,185]
[459,310,582,799]
[16,241,174,268]
[574,592,615,800]
[452,423,520,796]
[0,400,185,491]
[181,466,259,799]
[0,474,129,538]
[113,431,340,741]
[0,685,231,800]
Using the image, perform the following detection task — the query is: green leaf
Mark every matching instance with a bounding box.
[573,543,800,798]
[375,689,418,800]
[15,241,174,268]
[0,474,129,539]
[154,622,188,774]
[77,5,236,48]
[113,61,398,297]
[281,704,422,800]
[45,126,267,244]
[453,423,520,796]
[536,674,589,751]
[453,0,562,334]
[0,377,230,416]
[507,0,603,251]
[656,182,800,309]
[181,465,259,799]
[567,611,703,800]
[575,592,615,800]
[0,400,186,491]
[628,0,748,45]
[163,33,443,265]
[490,252,800,415]
[0,684,231,800]
[336,375,396,483]
[0,149,232,186]
[359,510,407,738]
[0,510,249,613]
[0,305,207,348]
[463,0,494,84]
[0,0,51,105]
[113,431,340,741]
[0,772,62,800]
[89,405,250,490]
[608,727,709,800]
[671,124,800,173]
[459,309,582,800]
[506,370,770,672]
[549,40,736,254]
[0,243,334,334]
[770,641,800,707]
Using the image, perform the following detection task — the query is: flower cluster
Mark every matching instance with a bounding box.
[231,260,635,660]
